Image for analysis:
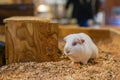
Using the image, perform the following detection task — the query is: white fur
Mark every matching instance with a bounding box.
[64,33,98,64]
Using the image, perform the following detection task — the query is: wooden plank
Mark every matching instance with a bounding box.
[109,28,120,46]
[4,17,58,64]
[59,26,111,40]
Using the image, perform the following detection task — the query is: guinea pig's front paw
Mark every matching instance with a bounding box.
[81,60,88,65]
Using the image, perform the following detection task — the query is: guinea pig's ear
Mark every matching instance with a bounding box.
[77,38,85,44]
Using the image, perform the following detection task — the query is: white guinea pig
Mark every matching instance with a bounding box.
[63,33,98,64]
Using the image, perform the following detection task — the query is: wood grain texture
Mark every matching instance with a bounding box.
[5,17,58,64]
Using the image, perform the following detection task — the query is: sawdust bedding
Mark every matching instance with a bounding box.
[0,40,120,80]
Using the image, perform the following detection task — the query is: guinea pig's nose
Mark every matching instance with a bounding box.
[65,48,71,54]
[66,50,70,54]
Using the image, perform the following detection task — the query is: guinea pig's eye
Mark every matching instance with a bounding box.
[72,42,77,46]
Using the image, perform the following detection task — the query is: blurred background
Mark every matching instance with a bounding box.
[0,0,120,27]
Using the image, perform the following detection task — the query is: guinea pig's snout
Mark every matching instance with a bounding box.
[65,48,71,54]
[66,50,70,54]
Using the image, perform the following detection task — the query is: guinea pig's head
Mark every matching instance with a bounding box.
[63,34,85,56]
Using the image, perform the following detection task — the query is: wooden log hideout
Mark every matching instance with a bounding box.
[4,16,59,64]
